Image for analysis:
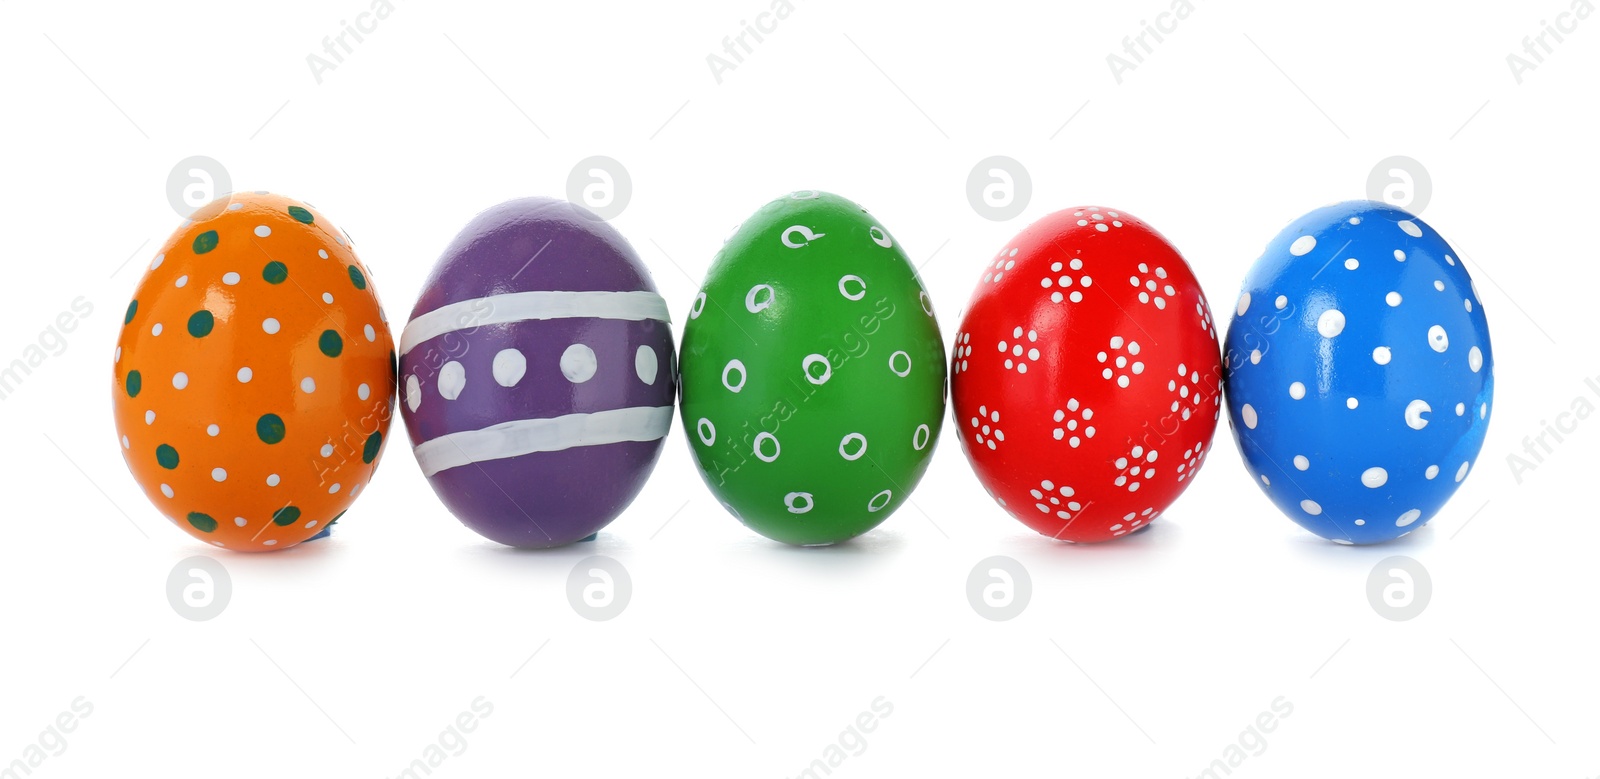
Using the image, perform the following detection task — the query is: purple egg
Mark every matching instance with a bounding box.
[398,198,676,547]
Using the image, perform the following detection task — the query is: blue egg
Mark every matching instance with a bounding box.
[1222,201,1493,544]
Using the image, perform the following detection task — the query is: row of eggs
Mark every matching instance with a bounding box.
[111,192,1493,550]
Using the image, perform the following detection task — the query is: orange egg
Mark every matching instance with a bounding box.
[112,193,396,551]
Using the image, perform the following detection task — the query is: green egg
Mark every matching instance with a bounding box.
[678,191,947,545]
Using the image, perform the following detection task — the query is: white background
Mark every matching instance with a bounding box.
[1,1,1596,776]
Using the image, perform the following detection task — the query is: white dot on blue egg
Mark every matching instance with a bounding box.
[1316,309,1345,338]
[1428,325,1449,352]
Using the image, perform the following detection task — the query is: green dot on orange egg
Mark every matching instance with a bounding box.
[193,230,219,254]
[272,505,301,526]
[287,206,314,224]
[156,444,179,469]
[256,414,286,444]
[187,512,218,533]
[363,430,383,464]
[187,310,215,337]
[348,265,367,290]
[263,261,288,284]
[319,330,343,357]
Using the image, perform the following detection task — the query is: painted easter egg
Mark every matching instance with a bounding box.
[950,207,1222,542]
[397,197,675,548]
[113,193,396,551]
[1222,201,1493,544]
[678,191,946,546]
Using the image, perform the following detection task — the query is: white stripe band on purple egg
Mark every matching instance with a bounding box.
[399,290,671,356]
[413,405,675,476]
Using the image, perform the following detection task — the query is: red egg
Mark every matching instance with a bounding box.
[950,207,1223,542]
